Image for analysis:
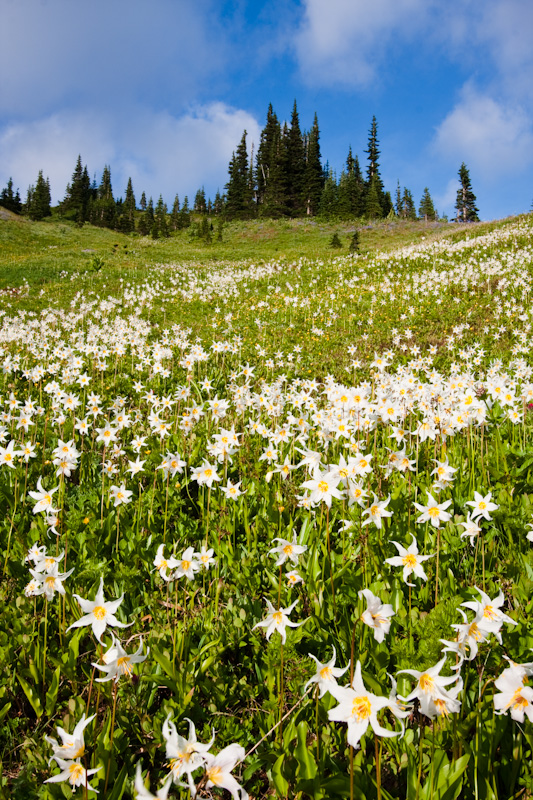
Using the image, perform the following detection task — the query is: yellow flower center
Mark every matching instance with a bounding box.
[320,666,332,680]
[69,763,84,784]
[273,611,283,625]
[434,697,450,716]
[205,469,212,477]
[403,554,417,569]
[318,481,329,492]
[283,545,293,556]
[207,766,223,786]
[352,695,371,721]
[483,605,495,619]
[428,506,440,518]
[181,560,191,571]
[117,656,132,674]
[419,673,434,693]
[93,606,106,620]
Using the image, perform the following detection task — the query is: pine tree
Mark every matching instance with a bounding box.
[154,195,168,237]
[319,170,339,217]
[138,197,154,236]
[364,176,382,219]
[285,100,306,216]
[62,155,91,224]
[303,112,323,216]
[194,187,207,214]
[91,165,116,228]
[364,116,386,217]
[123,178,136,232]
[262,124,288,218]
[401,188,416,220]
[140,192,147,211]
[418,187,436,221]
[395,181,402,216]
[170,195,180,231]
[455,163,479,222]
[225,131,253,219]
[0,177,22,214]
[25,171,52,220]
[255,104,281,210]
[213,190,224,216]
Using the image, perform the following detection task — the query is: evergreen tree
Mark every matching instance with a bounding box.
[364,116,386,216]
[319,170,339,217]
[0,177,22,214]
[124,177,136,232]
[262,123,288,218]
[225,131,253,219]
[364,176,383,219]
[62,155,91,224]
[418,187,436,221]
[138,196,154,236]
[255,103,280,210]
[194,187,207,214]
[91,165,116,228]
[303,112,323,216]
[285,100,306,216]
[455,163,479,222]
[140,191,147,211]
[395,181,402,216]
[170,194,180,230]
[154,195,168,237]
[25,171,51,220]
[400,187,416,220]
[178,195,191,229]
[213,190,224,216]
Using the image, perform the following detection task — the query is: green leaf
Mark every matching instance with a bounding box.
[45,665,61,716]
[294,721,317,780]
[271,753,289,796]
[16,672,43,718]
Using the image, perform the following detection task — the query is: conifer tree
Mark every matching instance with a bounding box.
[62,155,91,224]
[255,103,280,209]
[140,191,147,211]
[0,178,22,214]
[225,131,253,219]
[123,177,136,232]
[364,116,386,216]
[364,176,382,219]
[91,165,116,228]
[303,112,323,216]
[213,190,224,216]
[25,171,52,220]
[170,195,180,230]
[319,170,339,217]
[262,124,288,218]
[285,100,306,216]
[418,187,436,221]
[400,187,416,220]
[194,187,207,214]
[455,163,479,222]
[138,196,154,236]
[154,195,168,237]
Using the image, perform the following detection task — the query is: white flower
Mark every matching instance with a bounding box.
[359,589,394,643]
[253,599,305,644]
[385,534,433,586]
[465,491,498,521]
[304,646,350,697]
[204,743,248,800]
[269,534,307,566]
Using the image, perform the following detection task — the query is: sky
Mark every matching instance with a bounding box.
[1,0,532,221]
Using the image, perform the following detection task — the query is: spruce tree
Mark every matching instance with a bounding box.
[455,163,479,222]
[319,170,339,217]
[140,192,147,211]
[418,187,436,221]
[62,155,91,224]
[0,178,22,214]
[170,195,180,230]
[255,104,280,210]
[303,113,323,216]
[400,188,416,220]
[154,195,168,237]
[123,177,136,233]
[225,131,253,219]
[364,176,382,219]
[285,100,306,216]
[91,165,116,228]
[25,171,52,220]
[194,187,207,214]
[364,116,386,217]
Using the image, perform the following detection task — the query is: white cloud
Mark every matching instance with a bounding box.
[0,0,223,117]
[0,104,261,205]
[293,0,432,87]
[432,85,533,177]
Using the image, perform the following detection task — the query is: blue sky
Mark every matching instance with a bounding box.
[1,0,532,221]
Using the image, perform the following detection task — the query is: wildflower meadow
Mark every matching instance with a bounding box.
[2,214,533,798]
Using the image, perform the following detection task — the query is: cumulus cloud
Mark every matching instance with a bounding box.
[293,0,429,86]
[0,0,224,117]
[0,104,261,205]
[432,85,533,176]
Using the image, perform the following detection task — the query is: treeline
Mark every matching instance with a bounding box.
[0,102,480,232]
